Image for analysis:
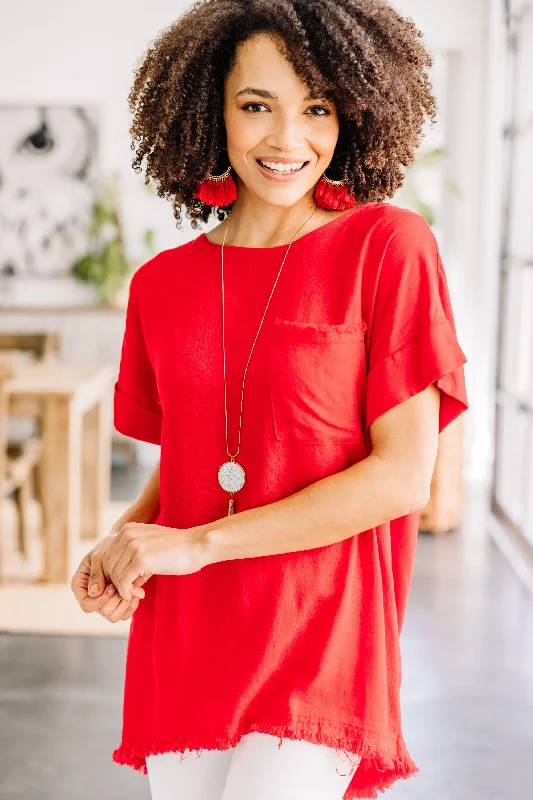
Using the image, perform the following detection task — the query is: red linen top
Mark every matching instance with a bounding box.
[112,201,468,799]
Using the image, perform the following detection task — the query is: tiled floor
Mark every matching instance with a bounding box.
[0,477,532,799]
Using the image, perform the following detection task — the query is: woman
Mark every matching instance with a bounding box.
[71,1,469,798]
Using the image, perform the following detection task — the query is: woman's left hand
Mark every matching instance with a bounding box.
[102,523,207,602]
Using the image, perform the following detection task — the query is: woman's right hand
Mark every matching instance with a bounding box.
[71,466,161,623]
[71,523,149,624]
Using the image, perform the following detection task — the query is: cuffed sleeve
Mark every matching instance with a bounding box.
[365,317,468,434]
[114,272,162,445]
[114,384,162,445]
[364,211,469,434]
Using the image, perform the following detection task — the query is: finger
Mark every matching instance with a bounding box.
[100,594,131,624]
[121,597,140,622]
[108,596,136,623]
[88,554,107,598]
[111,595,140,623]
[100,531,121,574]
[101,579,143,602]
[98,593,124,619]
[104,535,126,582]
[98,585,141,616]
[116,558,146,604]
[71,554,94,605]
[73,555,118,613]
[112,547,138,602]
[71,553,90,590]
[133,574,149,593]
[81,590,117,614]
[102,555,115,584]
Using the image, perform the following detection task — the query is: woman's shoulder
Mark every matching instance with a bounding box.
[130,236,201,289]
[337,202,438,274]
[348,201,434,241]
[334,203,440,298]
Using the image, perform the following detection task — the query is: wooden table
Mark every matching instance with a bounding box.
[5,362,114,582]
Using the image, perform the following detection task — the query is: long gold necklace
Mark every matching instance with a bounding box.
[217,204,320,515]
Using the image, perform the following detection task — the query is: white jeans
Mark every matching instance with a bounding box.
[146,731,362,800]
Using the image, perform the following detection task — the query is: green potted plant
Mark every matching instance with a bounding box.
[72,171,156,304]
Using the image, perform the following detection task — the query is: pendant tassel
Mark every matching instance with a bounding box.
[228,496,235,515]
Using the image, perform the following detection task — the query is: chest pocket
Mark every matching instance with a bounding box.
[268,317,367,444]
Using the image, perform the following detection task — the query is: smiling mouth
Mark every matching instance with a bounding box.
[256,159,309,174]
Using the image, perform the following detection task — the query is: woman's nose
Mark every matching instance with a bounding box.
[265,115,306,151]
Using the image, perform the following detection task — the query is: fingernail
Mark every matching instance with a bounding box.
[107,585,115,595]
[89,584,99,595]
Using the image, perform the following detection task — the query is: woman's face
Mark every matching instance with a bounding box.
[223,33,340,208]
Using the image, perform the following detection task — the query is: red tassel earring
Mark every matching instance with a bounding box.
[194,164,238,207]
[314,172,356,210]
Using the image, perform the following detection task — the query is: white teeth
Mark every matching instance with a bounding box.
[258,160,306,173]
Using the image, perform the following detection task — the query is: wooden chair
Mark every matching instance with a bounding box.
[0,359,9,580]
[0,333,60,546]
[0,332,60,362]
[0,354,42,581]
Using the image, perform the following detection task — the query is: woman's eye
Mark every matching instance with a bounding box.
[241,103,332,116]
[241,103,268,113]
[307,106,331,116]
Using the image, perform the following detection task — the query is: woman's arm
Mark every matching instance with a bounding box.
[103,385,441,603]
[89,459,161,590]
[122,458,161,527]
[199,384,440,565]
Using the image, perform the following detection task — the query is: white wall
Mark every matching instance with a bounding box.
[0,0,504,481]
[0,1,200,258]
[395,0,506,487]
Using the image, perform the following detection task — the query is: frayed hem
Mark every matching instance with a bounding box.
[112,721,418,799]
[343,762,419,799]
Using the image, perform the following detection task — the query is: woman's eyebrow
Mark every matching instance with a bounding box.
[235,87,326,102]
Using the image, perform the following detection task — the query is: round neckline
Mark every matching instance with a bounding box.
[200,203,369,252]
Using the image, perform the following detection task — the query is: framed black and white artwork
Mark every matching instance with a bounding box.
[0,104,99,307]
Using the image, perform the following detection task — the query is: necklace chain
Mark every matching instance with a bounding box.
[221,205,320,460]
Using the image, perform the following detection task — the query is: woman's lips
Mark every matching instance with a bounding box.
[255,159,310,183]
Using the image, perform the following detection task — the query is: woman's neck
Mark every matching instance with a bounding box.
[206,200,352,248]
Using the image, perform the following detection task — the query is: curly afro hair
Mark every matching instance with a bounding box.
[129,0,436,229]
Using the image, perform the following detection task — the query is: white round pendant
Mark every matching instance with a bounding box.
[218,460,246,493]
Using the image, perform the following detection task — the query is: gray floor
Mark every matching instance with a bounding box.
[0,477,532,800]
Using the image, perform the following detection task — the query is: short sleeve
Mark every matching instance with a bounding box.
[364,212,468,435]
[114,272,162,445]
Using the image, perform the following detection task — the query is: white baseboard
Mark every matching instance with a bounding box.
[487,512,533,597]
